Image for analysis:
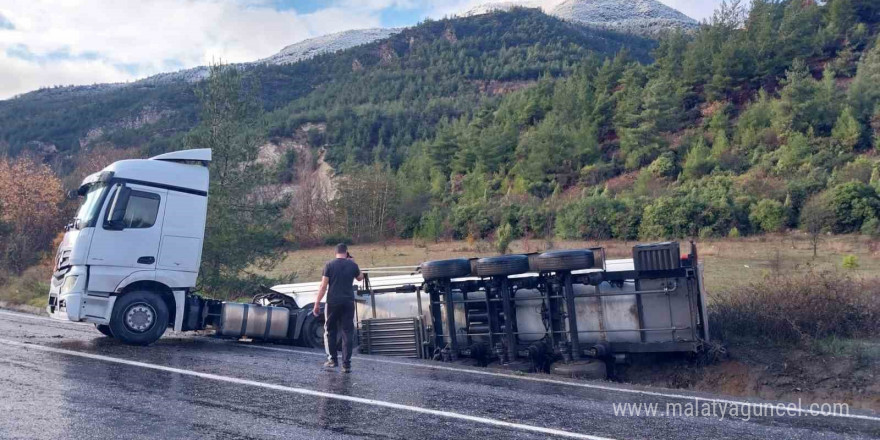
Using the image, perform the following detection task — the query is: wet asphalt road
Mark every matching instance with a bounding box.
[0,310,877,440]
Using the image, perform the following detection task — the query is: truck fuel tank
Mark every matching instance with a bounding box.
[219,303,289,340]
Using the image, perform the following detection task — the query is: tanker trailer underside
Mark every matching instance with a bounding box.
[255,241,710,374]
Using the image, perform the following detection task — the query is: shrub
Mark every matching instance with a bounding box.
[709,271,880,344]
[647,152,677,178]
[841,254,859,269]
[416,208,446,242]
[749,199,786,233]
[861,216,880,236]
[728,226,741,238]
[555,195,638,240]
[0,156,64,273]
[825,181,880,233]
[495,222,513,254]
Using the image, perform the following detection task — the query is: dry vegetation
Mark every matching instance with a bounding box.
[265,233,880,289]
[709,271,880,344]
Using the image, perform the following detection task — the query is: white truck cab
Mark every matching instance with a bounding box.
[47,149,211,345]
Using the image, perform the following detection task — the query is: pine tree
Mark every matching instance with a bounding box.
[829,0,856,32]
[682,138,716,180]
[831,106,862,151]
[872,105,880,150]
[774,59,820,134]
[185,64,286,297]
[849,37,880,126]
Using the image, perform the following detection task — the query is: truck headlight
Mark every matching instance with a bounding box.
[60,275,79,295]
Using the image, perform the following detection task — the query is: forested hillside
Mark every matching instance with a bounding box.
[0,9,652,163]
[2,1,880,276]
[390,0,880,243]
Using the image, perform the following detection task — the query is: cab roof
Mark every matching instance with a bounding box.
[81,149,211,195]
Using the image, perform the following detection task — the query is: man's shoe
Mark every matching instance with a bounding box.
[324,359,338,368]
[342,364,352,373]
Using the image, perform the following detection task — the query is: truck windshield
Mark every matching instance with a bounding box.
[75,183,107,229]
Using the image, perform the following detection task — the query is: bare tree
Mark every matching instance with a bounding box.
[334,163,398,243]
[800,194,833,258]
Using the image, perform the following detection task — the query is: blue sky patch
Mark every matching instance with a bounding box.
[7,44,103,63]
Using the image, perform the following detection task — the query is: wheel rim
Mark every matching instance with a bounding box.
[124,303,156,333]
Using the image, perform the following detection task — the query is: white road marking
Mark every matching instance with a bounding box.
[234,343,880,423]
[0,338,612,440]
[5,309,879,423]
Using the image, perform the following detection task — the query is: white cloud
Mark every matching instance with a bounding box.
[0,0,726,99]
[0,0,382,99]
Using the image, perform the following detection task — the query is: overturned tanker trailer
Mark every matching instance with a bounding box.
[270,241,710,371]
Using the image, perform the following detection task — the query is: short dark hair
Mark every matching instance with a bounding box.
[335,243,348,254]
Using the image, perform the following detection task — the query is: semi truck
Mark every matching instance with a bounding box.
[47,148,710,371]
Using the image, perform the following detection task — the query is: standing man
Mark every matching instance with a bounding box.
[313,243,363,373]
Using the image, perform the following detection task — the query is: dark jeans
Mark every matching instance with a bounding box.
[324,301,355,366]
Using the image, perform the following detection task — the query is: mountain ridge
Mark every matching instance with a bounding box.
[465,0,699,35]
[4,0,695,100]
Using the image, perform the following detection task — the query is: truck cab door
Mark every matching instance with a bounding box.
[87,183,167,293]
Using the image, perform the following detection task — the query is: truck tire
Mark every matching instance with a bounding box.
[299,313,325,349]
[474,255,530,277]
[95,324,114,337]
[420,258,472,281]
[109,291,169,346]
[535,249,595,272]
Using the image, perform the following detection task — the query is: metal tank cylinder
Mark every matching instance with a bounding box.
[220,303,289,339]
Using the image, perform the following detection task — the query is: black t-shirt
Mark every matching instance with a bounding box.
[322,258,360,305]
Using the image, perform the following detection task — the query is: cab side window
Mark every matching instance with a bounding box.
[122,191,160,229]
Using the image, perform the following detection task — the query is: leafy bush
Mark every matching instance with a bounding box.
[647,152,677,178]
[709,271,880,344]
[415,208,446,242]
[841,254,860,269]
[861,216,880,236]
[749,199,786,233]
[495,222,513,254]
[555,195,639,240]
[825,181,880,233]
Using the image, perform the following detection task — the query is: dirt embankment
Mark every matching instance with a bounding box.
[615,341,880,411]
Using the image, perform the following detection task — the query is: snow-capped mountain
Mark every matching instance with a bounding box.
[465,0,699,36]
[13,1,698,96]
[260,28,401,65]
[134,28,402,86]
[143,0,695,85]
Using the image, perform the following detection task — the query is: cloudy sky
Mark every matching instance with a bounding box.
[0,0,723,100]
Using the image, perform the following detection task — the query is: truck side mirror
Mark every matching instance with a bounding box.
[104,186,131,230]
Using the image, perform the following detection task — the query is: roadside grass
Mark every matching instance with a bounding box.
[264,233,880,290]
[707,270,880,345]
[0,266,50,310]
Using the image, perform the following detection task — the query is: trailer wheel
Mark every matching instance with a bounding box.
[95,324,113,337]
[474,255,530,277]
[535,249,595,272]
[420,258,472,281]
[109,291,169,346]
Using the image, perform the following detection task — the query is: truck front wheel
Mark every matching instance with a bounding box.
[95,324,114,337]
[109,291,169,346]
